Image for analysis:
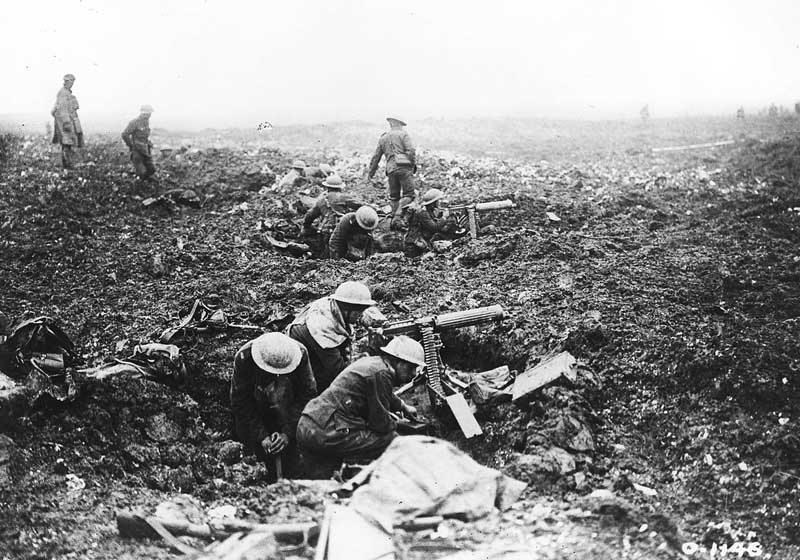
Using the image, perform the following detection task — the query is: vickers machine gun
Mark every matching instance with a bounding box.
[371,305,506,438]
[448,200,516,239]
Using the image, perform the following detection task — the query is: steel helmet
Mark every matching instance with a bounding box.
[331,281,376,306]
[291,159,306,170]
[63,74,76,81]
[322,174,344,190]
[355,206,379,230]
[386,117,407,127]
[380,335,425,366]
[319,163,334,175]
[421,189,443,206]
[140,104,154,114]
[250,332,303,374]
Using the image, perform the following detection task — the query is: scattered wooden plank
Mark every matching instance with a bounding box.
[445,393,483,438]
[512,352,577,403]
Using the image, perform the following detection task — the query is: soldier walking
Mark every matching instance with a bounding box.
[51,74,83,169]
[122,105,156,181]
[367,117,417,229]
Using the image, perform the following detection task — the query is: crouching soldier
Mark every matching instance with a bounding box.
[278,160,306,190]
[122,105,156,181]
[296,335,424,478]
[404,188,457,257]
[230,332,317,479]
[287,281,376,393]
[302,175,361,256]
[328,205,379,260]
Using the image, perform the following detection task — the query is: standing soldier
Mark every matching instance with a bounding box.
[302,174,361,256]
[51,74,83,169]
[404,188,457,257]
[736,107,745,120]
[328,206,379,260]
[367,117,417,229]
[122,105,156,181]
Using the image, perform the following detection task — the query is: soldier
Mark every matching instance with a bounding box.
[230,332,317,479]
[278,160,306,190]
[640,104,650,122]
[51,73,83,169]
[367,117,417,229]
[296,335,424,478]
[404,188,457,257]
[287,281,376,393]
[303,162,335,186]
[302,174,361,255]
[122,105,156,181]
[328,206,379,260]
[736,107,745,120]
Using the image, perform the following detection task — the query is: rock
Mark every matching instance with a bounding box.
[0,373,29,428]
[548,413,595,453]
[577,489,639,522]
[124,443,161,466]
[217,440,245,465]
[506,447,576,485]
[160,444,194,467]
[145,412,185,443]
[0,434,17,485]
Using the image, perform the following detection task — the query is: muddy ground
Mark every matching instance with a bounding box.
[1,116,800,559]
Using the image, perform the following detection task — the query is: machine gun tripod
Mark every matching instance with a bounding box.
[370,304,506,438]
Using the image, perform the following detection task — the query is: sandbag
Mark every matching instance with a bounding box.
[350,436,526,530]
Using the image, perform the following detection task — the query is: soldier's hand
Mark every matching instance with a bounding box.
[265,432,289,455]
[401,402,418,418]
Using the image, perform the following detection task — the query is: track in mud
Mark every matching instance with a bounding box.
[2,117,800,558]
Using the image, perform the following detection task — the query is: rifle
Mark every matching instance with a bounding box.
[371,305,506,438]
[447,200,516,239]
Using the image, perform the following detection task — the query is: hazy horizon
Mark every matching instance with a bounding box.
[3,0,800,131]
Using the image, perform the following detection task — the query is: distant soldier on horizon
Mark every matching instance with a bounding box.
[367,117,417,230]
[795,102,800,116]
[51,73,83,169]
[122,105,156,182]
[736,107,745,120]
[639,104,650,122]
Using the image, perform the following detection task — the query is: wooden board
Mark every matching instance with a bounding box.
[445,393,483,438]
[512,351,577,403]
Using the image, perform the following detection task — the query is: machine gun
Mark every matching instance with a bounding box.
[371,305,506,438]
[447,200,516,239]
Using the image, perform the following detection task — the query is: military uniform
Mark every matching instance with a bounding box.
[368,128,417,206]
[328,212,374,260]
[296,355,402,477]
[287,296,354,393]
[304,191,360,242]
[51,86,83,168]
[278,168,303,190]
[122,115,155,179]
[230,339,317,476]
[403,202,456,256]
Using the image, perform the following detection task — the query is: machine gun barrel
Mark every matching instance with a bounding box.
[474,199,515,212]
[380,305,504,337]
[433,305,504,330]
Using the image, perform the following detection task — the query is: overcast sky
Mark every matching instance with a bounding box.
[2,0,799,129]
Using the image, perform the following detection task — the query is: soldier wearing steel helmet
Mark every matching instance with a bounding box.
[122,105,156,181]
[296,335,423,477]
[404,188,457,257]
[328,205,379,260]
[287,281,378,392]
[302,174,362,255]
[367,117,418,229]
[278,159,307,190]
[51,73,83,169]
[230,332,317,478]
